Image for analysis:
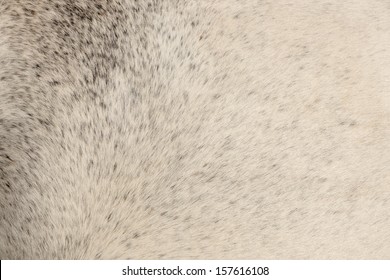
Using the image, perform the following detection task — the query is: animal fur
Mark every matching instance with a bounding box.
[0,0,390,259]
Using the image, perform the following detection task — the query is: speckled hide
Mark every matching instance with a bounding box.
[0,0,389,259]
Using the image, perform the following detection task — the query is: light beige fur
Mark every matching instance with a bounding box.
[0,0,389,259]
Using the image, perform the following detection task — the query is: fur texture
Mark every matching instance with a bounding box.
[0,0,390,259]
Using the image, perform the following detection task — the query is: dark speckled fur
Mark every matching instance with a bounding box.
[1,0,390,259]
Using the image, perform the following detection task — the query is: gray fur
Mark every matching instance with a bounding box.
[1,0,390,259]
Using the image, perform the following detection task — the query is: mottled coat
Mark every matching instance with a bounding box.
[1,0,390,259]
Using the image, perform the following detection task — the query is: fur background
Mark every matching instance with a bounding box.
[0,0,389,259]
